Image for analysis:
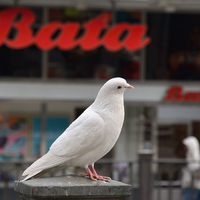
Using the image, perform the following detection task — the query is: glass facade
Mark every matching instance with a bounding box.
[47,9,142,80]
[0,7,43,78]
[0,7,200,160]
[0,8,143,80]
[146,13,200,80]
[0,5,200,190]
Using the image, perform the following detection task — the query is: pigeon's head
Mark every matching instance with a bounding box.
[93,77,134,109]
[98,77,134,97]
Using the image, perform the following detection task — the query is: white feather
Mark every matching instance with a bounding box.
[21,77,133,181]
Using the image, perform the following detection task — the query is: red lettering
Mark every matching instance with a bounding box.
[103,23,151,51]
[35,22,62,50]
[184,92,200,102]
[0,9,13,45]
[124,24,151,51]
[35,22,81,50]
[164,86,200,102]
[164,86,183,102]
[0,8,151,51]
[0,8,34,48]
[80,13,112,50]
[57,23,80,50]
[35,22,58,49]
[103,23,131,51]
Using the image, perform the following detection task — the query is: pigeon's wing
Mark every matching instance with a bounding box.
[50,110,105,158]
[22,110,105,181]
[22,151,66,181]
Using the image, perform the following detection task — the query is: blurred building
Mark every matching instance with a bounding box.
[0,0,200,183]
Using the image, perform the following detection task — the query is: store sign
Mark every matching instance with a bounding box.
[0,7,151,51]
[164,86,200,102]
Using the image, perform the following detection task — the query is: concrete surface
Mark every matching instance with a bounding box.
[14,175,132,200]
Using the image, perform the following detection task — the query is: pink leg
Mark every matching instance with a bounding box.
[90,165,111,181]
[81,167,97,181]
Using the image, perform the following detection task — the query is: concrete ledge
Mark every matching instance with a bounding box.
[14,175,132,200]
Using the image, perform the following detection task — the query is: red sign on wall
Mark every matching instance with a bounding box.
[0,8,151,51]
[164,86,200,102]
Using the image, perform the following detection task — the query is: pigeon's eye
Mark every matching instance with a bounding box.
[117,86,122,89]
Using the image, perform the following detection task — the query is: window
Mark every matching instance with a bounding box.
[0,7,43,78]
[146,13,200,80]
[47,9,142,80]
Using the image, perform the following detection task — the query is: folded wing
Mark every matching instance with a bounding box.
[22,110,105,181]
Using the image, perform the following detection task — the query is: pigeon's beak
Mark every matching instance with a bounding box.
[126,84,134,89]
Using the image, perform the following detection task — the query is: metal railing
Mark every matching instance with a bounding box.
[153,158,186,200]
[0,154,198,200]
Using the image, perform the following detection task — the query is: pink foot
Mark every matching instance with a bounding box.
[93,174,111,181]
[90,166,111,181]
[81,168,97,181]
[81,166,111,181]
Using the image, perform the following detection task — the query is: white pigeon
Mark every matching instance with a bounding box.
[22,77,134,181]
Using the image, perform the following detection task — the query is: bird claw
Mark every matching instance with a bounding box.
[81,173,89,177]
[81,173,111,181]
[82,166,111,181]
[94,175,111,181]
[81,173,97,181]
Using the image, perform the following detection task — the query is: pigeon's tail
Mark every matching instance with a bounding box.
[21,151,67,181]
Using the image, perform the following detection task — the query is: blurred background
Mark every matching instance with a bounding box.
[0,0,200,199]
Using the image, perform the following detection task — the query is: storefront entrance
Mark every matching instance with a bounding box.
[157,105,200,158]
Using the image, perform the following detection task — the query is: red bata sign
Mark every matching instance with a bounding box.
[0,8,151,51]
[164,86,200,102]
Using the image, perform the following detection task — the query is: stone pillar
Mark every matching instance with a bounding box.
[14,175,132,200]
[138,150,153,200]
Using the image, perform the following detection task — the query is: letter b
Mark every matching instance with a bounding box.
[0,8,35,49]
